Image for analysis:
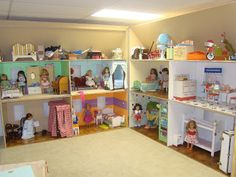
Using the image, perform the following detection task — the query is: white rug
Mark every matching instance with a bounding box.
[0,128,225,177]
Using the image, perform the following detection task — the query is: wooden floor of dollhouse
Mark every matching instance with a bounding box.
[132,126,226,175]
[6,126,125,148]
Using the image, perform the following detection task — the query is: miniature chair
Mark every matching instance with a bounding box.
[94,110,103,125]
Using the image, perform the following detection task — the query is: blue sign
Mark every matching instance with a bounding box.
[204,68,222,73]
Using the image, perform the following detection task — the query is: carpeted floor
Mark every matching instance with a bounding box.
[0,128,226,177]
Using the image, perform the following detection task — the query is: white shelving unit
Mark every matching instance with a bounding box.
[168,59,236,158]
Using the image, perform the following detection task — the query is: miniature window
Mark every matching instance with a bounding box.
[112,64,125,89]
[43,102,49,117]
[97,96,106,109]
[14,104,25,121]
[73,99,82,113]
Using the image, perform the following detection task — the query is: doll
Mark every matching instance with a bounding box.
[0,74,11,90]
[132,103,143,127]
[102,67,110,90]
[21,113,37,140]
[160,68,169,92]
[83,103,94,127]
[145,102,159,129]
[185,120,198,151]
[146,68,158,82]
[85,70,97,88]
[17,70,27,95]
[40,69,51,93]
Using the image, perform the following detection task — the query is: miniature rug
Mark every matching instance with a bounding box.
[0,128,225,177]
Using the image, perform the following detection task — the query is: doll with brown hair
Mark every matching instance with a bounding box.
[0,74,11,90]
[185,120,198,151]
[159,68,169,92]
[102,67,110,90]
[17,70,27,95]
[40,68,51,93]
[146,68,158,82]
[85,70,97,88]
[132,103,143,127]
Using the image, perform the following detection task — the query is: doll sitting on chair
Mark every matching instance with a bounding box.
[85,70,97,88]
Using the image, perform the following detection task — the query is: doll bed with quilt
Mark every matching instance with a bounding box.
[102,108,125,128]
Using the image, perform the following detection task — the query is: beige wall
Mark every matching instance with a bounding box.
[131,3,236,51]
[0,20,127,60]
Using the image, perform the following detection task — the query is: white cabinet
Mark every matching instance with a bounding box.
[219,130,234,173]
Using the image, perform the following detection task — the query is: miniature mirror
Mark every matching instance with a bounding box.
[30,72,36,80]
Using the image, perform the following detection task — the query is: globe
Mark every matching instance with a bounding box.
[158,33,170,45]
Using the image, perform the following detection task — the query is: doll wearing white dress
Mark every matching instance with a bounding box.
[22,113,38,140]
[85,70,97,88]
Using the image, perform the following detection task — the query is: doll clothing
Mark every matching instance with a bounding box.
[86,76,96,87]
[22,119,35,140]
[134,110,142,121]
[84,110,93,124]
[18,76,26,87]
[185,129,198,144]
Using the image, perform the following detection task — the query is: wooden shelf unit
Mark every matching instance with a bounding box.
[130,90,168,101]
[0,22,130,148]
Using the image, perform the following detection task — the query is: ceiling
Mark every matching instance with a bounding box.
[0,0,235,25]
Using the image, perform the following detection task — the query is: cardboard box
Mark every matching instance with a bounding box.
[174,46,194,60]
[173,80,196,100]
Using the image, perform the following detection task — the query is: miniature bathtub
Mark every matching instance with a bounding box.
[132,80,159,92]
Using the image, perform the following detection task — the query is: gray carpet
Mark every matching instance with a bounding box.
[0,128,225,177]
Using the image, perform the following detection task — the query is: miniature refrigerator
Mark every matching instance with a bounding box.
[159,104,168,143]
[219,130,234,174]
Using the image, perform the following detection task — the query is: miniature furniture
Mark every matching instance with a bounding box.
[94,110,103,125]
[159,104,168,143]
[182,117,221,157]
[52,76,69,94]
[1,89,22,99]
[132,80,159,92]
[48,100,73,138]
[219,130,234,173]
[102,108,125,128]
[12,43,37,61]
[0,160,48,177]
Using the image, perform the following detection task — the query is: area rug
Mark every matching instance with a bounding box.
[0,128,225,177]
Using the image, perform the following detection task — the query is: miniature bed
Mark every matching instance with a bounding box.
[102,108,125,128]
[182,117,222,157]
[1,89,22,99]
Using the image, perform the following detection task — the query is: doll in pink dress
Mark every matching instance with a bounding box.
[185,120,198,151]
[83,104,94,127]
[146,68,158,82]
